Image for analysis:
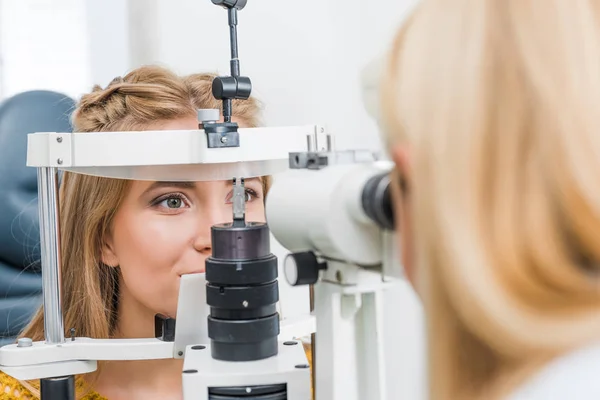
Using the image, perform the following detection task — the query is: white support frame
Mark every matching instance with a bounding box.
[0,272,315,380]
[0,124,323,399]
[182,342,311,400]
[314,260,395,400]
[26,125,325,180]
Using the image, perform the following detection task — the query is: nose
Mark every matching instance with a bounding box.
[193,206,231,255]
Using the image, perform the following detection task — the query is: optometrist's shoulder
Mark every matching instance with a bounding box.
[508,341,600,400]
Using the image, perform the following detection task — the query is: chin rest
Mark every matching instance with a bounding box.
[0,90,75,346]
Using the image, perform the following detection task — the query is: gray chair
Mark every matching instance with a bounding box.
[0,90,75,346]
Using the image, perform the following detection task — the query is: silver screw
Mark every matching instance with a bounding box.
[57,158,63,165]
[17,338,33,348]
[56,137,63,143]
[220,136,228,144]
[242,300,249,308]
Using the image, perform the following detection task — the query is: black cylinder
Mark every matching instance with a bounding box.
[212,76,238,100]
[40,376,75,400]
[206,222,280,361]
[235,76,252,99]
[209,384,287,400]
[206,257,278,285]
[211,0,248,10]
[212,222,271,260]
[361,172,395,230]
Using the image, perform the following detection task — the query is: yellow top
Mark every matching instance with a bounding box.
[0,375,106,400]
[0,343,313,399]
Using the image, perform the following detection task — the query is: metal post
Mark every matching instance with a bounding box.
[41,376,75,400]
[37,167,65,344]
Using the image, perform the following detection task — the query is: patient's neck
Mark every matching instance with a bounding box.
[93,285,184,399]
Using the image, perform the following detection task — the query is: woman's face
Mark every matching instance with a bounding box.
[102,118,266,335]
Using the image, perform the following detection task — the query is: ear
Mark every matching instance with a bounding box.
[388,143,417,288]
[389,144,412,189]
[101,234,119,267]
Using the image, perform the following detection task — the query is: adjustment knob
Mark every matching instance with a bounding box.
[198,108,220,124]
[284,252,325,286]
[211,0,247,10]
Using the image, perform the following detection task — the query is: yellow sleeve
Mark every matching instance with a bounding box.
[0,372,36,400]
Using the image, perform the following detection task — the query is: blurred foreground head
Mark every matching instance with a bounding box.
[381,1,600,398]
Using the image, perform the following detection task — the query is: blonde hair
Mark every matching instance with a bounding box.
[18,65,264,398]
[382,1,600,399]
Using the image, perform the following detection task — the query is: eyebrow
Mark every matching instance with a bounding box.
[143,181,196,195]
[142,178,262,195]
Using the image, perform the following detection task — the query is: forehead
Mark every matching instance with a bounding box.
[132,117,262,194]
[154,118,197,130]
[127,177,264,196]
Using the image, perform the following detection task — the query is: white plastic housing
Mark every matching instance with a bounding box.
[266,161,393,266]
[182,341,310,400]
[26,125,325,180]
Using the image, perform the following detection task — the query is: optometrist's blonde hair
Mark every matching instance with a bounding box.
[381,1,600,398]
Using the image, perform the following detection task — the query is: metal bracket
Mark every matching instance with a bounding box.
[48,133,72,167]
[203,122,240,148]
[289,150,376,170]
[289,152,330,170]
[307,125,332,152]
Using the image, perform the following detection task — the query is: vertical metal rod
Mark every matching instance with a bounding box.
[232,177,246,226]
[326,134,335,152]
[37,167,65,344]
[41,376,75,400]
[228,7,240,76]
[307,134,315,152]
[223,98,232,123]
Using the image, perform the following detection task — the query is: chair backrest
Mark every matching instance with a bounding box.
[0,90,75,346]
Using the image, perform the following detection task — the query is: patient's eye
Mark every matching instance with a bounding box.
[226,188,259,204]
[243,189,258,202]
[164,197,183,209]
[151,193,190,212]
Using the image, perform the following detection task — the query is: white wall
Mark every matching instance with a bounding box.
[128,0,418,152]
[126,1,425,398]
[0,0,131,101]
[83,0,130,88]
[0,0,92,100]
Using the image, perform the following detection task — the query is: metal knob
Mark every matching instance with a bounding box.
[284,252,325,286]
[211,0,247,10]
[197,109,220,124]
[17,338,33,347]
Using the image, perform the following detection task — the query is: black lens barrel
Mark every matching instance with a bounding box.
[206,222,280,362]
[361,172,395,231]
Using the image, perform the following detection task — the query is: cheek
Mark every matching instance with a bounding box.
[114,213,195,269]
[112,213,198,312]
[245,199,266,222]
